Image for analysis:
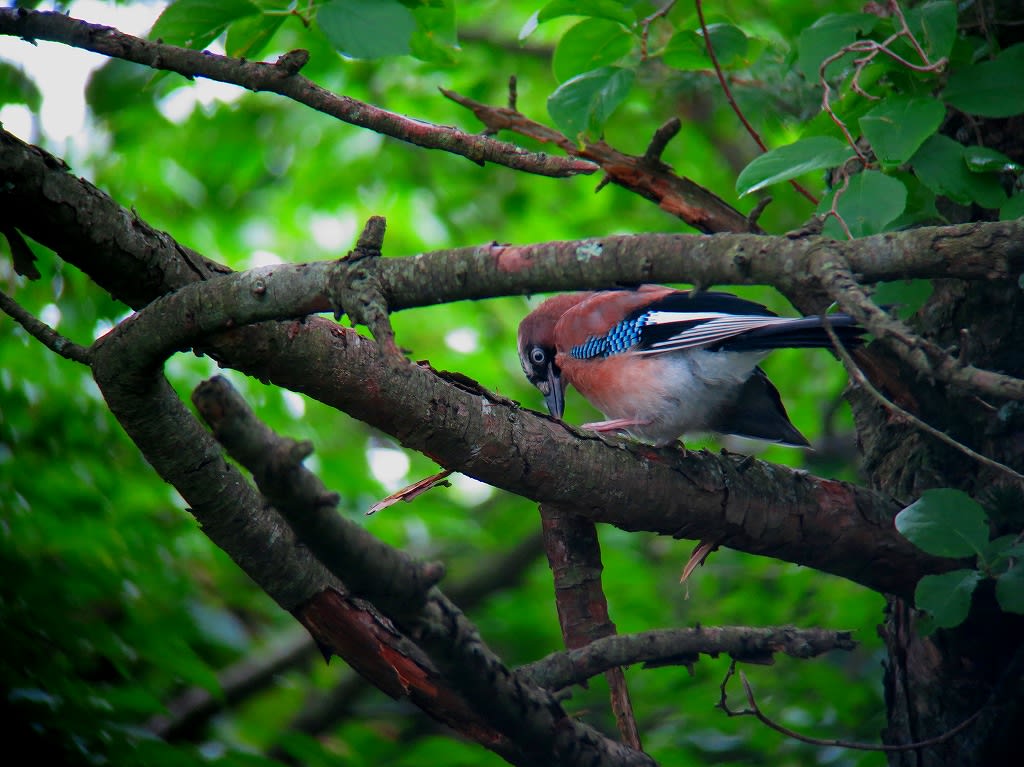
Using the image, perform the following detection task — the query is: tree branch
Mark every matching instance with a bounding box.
[65,240,950,600]
[0,127,1000,601]
[0,288,92,364]
[0,8,595,179]
[90,331,648,765]
[3,127,1021,318]
[811,245,1024,402]
[540,504,642,749]
[442,87,758,234]
[520,626,856,690]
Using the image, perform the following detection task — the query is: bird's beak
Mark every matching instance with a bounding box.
[537,363,564,419]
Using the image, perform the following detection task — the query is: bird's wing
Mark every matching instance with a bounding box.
[636,312,800,353]
[634,309,802,352]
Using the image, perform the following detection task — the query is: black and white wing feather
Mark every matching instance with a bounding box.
[631,291,863,355]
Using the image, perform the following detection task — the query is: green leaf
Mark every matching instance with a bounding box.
[409,0,459,63]
[661,29,707,71]
[318,0,416,59]
[884,171,941,229]
[895,488,991,559]
[1002,193,1024,221]
[820,171,907,238]
[963,146,1021,174]
[162,637,224,697]
[944,43,1024,118]
[662,24,749,71]
[150,0,260,49]
[552,18,633,82]
[225,12,285,59]
[904,1,957,61]
[538,0,635,26]
[85,60,157,119]
[796,13,878,81]
[984,535,1024,571]
[996,562,1024,614]
[915,569,982,629]
[0,60,41,111]
[703,24,749,68]
[859,97,944,167]
[911,134,1008,209]
[736,136,853,196]
[547,66,635,140]
[871,280,934,321]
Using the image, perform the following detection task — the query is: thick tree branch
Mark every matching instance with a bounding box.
[442,87,758,235]
[520,626,857,690]
[0,127,998,601]
[540,504,642,749]
[91,331,648,766]
[70,249,951,599]
[811,246,1024,402]
[3,127,1022,318]
[0,8,595,179]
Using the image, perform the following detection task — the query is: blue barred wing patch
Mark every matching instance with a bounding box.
[570,314,652,359]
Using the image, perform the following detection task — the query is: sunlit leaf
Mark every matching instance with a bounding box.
[409,0,458,63]
[0,60,41,111]
[225,12,285,59]
[552,18,632,82]
[537,0,636,26]
[547,65,634,140]
[736,136,853,196]
[150,0,260,49]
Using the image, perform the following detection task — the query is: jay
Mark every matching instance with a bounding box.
[518,285,864,447]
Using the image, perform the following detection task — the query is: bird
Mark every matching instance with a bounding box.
[517,285,865,448]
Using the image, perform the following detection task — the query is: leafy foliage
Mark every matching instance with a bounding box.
[3,0,1023,764]
[896,489,1024,631]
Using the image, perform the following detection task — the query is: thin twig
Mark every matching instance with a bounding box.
[822,319,1024,483]
[718,661,981,752]
[819,0,946,162]
[0,9,594,179]
[640,0,677,60]
[0,289,92,364]
[695,0,818,204]
[823,168,855,240]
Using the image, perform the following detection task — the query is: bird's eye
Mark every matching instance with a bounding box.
[530,347,547,366]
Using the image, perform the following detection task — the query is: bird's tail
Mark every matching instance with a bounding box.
[716,314,865,352]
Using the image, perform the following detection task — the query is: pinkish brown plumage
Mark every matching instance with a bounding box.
[518,285,864,447]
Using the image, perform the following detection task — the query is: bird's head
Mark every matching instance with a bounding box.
[517,292,589,419]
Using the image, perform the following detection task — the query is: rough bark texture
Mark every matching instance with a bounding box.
[867,277,1024,765]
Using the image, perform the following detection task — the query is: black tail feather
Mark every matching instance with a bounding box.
[712,368,811,447]
[714,315,865,353]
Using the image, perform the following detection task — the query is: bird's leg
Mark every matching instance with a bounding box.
[580,417,651,433]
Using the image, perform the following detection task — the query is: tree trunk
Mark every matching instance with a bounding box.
[861,278,1024,764]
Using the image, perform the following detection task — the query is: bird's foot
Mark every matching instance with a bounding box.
[580,417,651,433]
